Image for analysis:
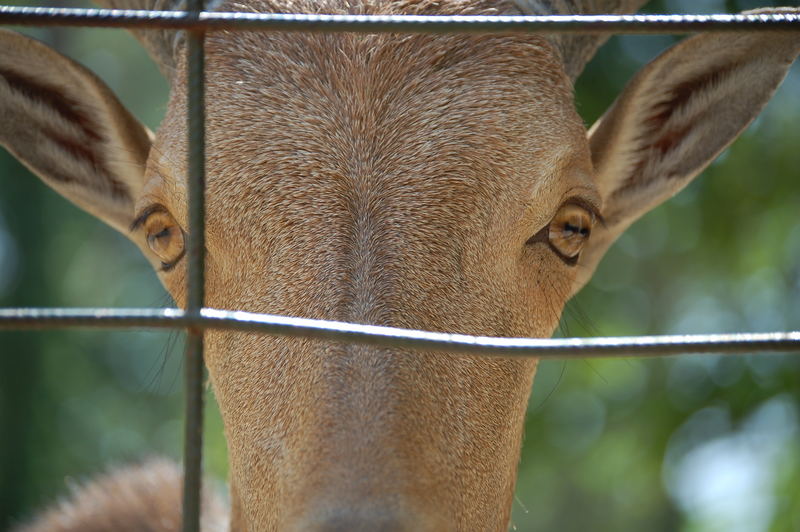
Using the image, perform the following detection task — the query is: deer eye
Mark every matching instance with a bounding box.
[547,203,595,263]
[131,206,185,271]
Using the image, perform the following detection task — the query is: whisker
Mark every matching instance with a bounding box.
[529,359,566,414]
[582,360,608,385]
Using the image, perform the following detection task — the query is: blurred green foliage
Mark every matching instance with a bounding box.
[1,1,799,531]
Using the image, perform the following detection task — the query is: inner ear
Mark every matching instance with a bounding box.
[572,14,800,296]
[611,61,752,203]
[591,27,800,220]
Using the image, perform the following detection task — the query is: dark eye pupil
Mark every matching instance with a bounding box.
[563,222,591,238]
[564,221,591,236]
[147,227,172,249]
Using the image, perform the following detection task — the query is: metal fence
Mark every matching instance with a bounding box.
[1,4,799,531]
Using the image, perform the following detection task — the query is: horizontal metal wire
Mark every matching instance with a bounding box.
[0,307,798,358]
[1,7,799,33]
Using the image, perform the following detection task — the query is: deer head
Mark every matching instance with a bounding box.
[2,1,799,530]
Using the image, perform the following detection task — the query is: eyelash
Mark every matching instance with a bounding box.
[130,204,169,232]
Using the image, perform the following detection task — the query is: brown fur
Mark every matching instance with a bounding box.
[3,1,799,530]
[152,3,591,528]
[13,460,227,532]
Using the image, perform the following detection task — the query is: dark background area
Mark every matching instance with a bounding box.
[1,1,799,531]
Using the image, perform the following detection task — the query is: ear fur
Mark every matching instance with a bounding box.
[574,8,800,293]
[0,29,152,234]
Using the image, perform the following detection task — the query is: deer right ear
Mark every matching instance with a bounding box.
[572,8,800,294]
[0,29,152,235]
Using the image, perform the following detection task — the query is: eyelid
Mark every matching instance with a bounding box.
[562,196,605,228]
[526,198,600,245]
[130,203,171,232]
[160,249,186,272]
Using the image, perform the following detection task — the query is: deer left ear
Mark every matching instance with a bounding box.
[573,8,800,294]
[0,29,152,235]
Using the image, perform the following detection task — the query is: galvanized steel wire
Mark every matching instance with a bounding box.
[0,4,796,359]
[182,0,206,529]
[1,5,799,532]
[0,307,798,358]
[0,6,799,33]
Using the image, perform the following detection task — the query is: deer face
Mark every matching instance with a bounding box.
[2,1,798,531]
[147,30,593,529]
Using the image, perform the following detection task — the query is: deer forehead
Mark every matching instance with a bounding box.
[146,30,593,305]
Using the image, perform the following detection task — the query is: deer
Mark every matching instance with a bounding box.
[2,0,799,530]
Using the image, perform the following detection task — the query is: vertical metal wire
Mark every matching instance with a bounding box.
[183,1,206,531]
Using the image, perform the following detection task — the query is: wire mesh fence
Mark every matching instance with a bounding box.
[1,4,799,532]
[2,6,800,32]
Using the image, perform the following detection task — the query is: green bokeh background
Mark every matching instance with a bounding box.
[1,1,799,530]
